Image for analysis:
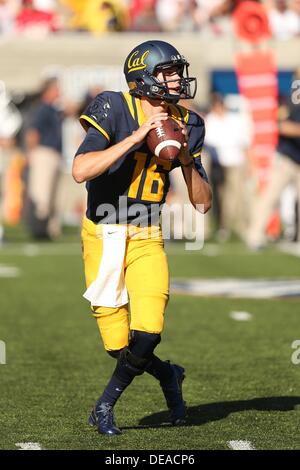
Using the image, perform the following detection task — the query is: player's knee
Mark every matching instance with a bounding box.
[114,331,161,381]
[130,330,161,359]
[115,347,149,379]
[106,349,122,360]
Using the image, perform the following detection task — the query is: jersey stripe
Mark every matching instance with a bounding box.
[122,92,135,120]
[122,92,146,126]
[177,105,189,123]
[168,104,189,124]
[79,115,110,142]
[132,95,139,123]
[168,103,181,121]
[135,97,147,125]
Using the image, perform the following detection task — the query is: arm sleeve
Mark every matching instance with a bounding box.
[74,127,109,157]
[187,112,209,182]
[79,91,115,144]
[188,111,205,158]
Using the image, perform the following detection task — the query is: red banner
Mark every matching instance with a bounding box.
[235,50,278,189]
[233,1,280,236]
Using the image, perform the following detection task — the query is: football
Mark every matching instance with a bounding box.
[146,117,185,161]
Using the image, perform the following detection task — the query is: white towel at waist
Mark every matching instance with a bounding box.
[83,224,128,308]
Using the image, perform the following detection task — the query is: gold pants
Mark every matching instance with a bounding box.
[81,216,169,351]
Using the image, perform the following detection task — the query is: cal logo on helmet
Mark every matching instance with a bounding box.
[127,50,149,73]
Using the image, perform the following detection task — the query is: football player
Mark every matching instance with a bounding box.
[73,40,212,436]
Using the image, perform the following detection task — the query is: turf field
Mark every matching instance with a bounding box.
[0,233,300,450]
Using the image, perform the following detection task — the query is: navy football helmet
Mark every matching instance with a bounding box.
[123,40,197,103]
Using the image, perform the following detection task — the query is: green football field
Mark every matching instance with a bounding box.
[0,233,300,450]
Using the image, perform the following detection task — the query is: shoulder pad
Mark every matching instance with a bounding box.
[187,109,205,127]
[79,91,117,133]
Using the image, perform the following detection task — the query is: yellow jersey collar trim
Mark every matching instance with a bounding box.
[122,92,135,121]
[134,97,146,126]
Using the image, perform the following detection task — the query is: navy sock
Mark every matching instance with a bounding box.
[100,346,174,406]
[146,355,174,385]
[99,349,145,406]
[99,355,174,406]
[98,372,134,407]
[99,354,138,406]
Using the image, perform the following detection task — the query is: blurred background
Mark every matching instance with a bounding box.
[1,0,300,248]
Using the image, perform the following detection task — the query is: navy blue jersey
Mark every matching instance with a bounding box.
[75,91,207,225]
[30,102,62,153]
[277,103,300,165]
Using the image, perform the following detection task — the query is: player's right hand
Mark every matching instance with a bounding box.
[129,112,168,145]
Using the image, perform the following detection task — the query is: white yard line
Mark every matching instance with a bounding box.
[228,440,255,450]
[15,442,42,450]
[171,278,300,298]
[0,265,20,277]
[278,242,300,258]
[0,243,80,257]
[230,311,253,321]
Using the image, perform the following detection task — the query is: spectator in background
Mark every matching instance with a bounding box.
[59,0,85,30]
[25,77,62,239]
[194,0,266,36]
[194,0,234,34]
[204,93,251,240]
[0,0,19,36]
[291,0,300,15]
[153,0,172,30]
[16,0,60,36]
[61,0,128,33]
[80,0,122,33]
[128,0,155,23]
[34,0,57,10]
[267,0,300,40]
[0,80,23,243]
[156,0,199,32]
[129,0,161,31]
